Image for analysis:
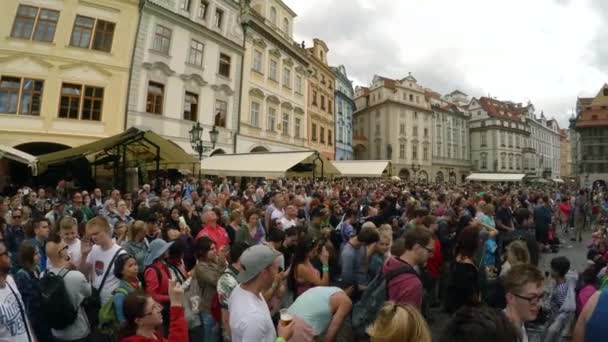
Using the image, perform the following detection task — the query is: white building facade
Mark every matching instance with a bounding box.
[127,0,244,156]
[526,113,561,178]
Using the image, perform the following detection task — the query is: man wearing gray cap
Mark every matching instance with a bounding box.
[228,245,294,342]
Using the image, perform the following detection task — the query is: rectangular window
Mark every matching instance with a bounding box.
[338,100,343,115]
[481,154,487,169]
[376,124,380,134]
[0,77,43,115]
[413,126,418,137]
[282,112,289,136]
[198,0,209,19]
[59,83,103,121]
[399,144,405,159]
[338,126,343,142]
[146,82,164,115]
[92,20,115,52]
[250,101,260,127]
[219,53,231,77]
[188,39,204,66]
[328,100,332,114]
[70,15,95,48]
[253,50,263,72]
[268,107,276,131]
[321,95,325,110]
[295,75,303,94]
[33,8,60,42]
[295,118,301,138]
[423,146,429,161]
[424,128,428,138]
[409,94,414,101]
[269,59,278,81]
[412,144,418,160]
[214,100,227,127]
[282,68,291,88]
[328,130,332,146]
[320,127,325,143]
[152,25,172,54]
[312,90,317,106]
[400,123,405,135]
[180,0,192,11]
[481,132,487,146]
[312,123,317,141]
[214,8,224,28]
[183,92,198,121]
[11,5,38,39]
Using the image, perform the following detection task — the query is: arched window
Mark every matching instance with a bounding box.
[270,7,277,25]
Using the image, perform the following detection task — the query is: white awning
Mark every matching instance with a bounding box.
[466,173,526,182]
[552,178,565,183]
[0,144,38,174]
[331,160,391,178]
[201,151,339,178]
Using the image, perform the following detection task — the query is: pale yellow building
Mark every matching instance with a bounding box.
[0,0,139,152]
[237,0,309,153]
[306,39,335,160]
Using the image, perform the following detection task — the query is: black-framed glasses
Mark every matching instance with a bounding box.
[12,216,21,219]
[511,292,543,305]
[421,245,434,254]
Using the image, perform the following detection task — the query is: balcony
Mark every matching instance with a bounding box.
[522,147,536,154]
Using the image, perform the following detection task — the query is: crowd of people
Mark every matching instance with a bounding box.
[0,176,608,342]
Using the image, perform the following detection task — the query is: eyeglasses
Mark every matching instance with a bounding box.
[511,292,544,305]
[421,245,434,254]
[12,216,21,219]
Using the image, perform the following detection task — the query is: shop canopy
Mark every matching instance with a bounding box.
[201,150,339,178]
[35,128,196,175]
[552,178,565,183]
[466,173,526,182]
[331,160,391,178]
[0,144,38,174]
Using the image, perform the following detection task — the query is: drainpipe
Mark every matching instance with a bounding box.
[235,6,249,153]
[124,0,146,131]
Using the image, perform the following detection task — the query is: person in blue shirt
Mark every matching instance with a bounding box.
[29,218,50,272]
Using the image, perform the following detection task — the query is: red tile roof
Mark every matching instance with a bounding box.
[478,97,526,120]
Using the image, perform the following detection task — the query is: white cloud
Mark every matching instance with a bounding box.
[284,0,608,128]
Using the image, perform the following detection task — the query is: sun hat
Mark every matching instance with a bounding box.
[237,245,280,283]
[144,239,174,267]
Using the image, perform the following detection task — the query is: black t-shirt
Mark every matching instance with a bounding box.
[495,206,513,231]
[445,262,482,314]
[502,228,539,266]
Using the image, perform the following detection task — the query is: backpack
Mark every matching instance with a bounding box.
[39,269,78,330]
[351,264,419,334]
[98,286,130,334]
[168,263,201,329]
[141,264,162,290]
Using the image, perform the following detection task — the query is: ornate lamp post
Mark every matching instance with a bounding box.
[189,122,219,179]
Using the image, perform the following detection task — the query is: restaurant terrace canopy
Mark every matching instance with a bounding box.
[466,173,526,182]
[201,150,339,178]
[331,160,391,178]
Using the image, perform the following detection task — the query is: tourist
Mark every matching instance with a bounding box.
[143,239,174,336]
[196,210,230,252]
[217,242,248,341]
[339,225,380,294]
[503,264,545,342]
[440,305,520,342]
[58,216,82,267]
[288,237,330,298]
[28,218,50,272]
[367,302,431,342]
[122,220,148,275]
[235,209,264,245]
[445,226,483,314]
[112,254,141,324]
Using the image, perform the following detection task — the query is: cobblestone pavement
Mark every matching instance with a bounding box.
[430,230,591,342]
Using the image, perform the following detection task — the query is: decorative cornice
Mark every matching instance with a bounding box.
[267,95,280,104]
[142,61,175,76]
[0,54,53,69]
[180,73,207,87]
[295,65,307,75]
[281,102,293,110]
[283,57,294,67]
[252,37,267,49]
[59,61,113,76]
[269,48,281,58]
[249,87,265,98]
[294,107,305,114]
[211,84,235,95]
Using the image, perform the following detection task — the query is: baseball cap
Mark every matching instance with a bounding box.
[237,245,280,283]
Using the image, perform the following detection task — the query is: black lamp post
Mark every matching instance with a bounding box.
[189,122,219,179]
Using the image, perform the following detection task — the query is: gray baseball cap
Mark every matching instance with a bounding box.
[237,245,280,283]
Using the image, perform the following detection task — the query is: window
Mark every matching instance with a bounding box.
[11,5,38,39]
[328,130,332,145]
[0,77,43,115]
[268,107,276,131]
[91,19,115,52]
[423,145,429,161]
[295,118,301,138]
[183,92,198,121]
[198,1,209,19]
[413,126,418,137]
[447,144,452,158]
[214,100,227,127]
[481,132,487,146]
[146,82,164,115]
[500,130,505,146]
[424,128,428,138]
[214,8,224,28]
[152,25,172,54]
[400,123,405,135]
[270,7,277,25]
[338,126,343,142]
[11,5,60,43]
[282,68,291,88]
[412,143,418,160]
[70,16,94,48]
[250,101,260,127]
[416,96,420,104]
[481,153,487,169]
[282,112,289,135]
[295,75,303,93]
[180,0,192,11]
[414,111,418,119]
[399,144,405,159]
[338,100,343,115]
[320,127,325,143]
[312,123,317,141]
[516,135,520,148]
[312,90,317,106]
[501,153,506,169]
[282,18,289,33]
[59,83,104,120]
[219,53,231,77]
[508,154,513,169]
[188,39,204,66]
[508,133,513,147]
[269,59,278,81]
[328,100,332,114]
[320,96,326,110]
[437,142,441,156]
[516,156,520,170]
[253,50,263,72]
[409,94,414,101]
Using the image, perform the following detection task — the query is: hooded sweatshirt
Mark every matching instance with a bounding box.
[383,256,422,309]
[119,306,188,342]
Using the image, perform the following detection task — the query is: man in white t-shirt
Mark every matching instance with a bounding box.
[0,241,34,342]
[80,216,126,304]
[270,195,287,223]
[228,245,294,342]
[279,205,298,230]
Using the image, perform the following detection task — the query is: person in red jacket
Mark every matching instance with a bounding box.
[422,216,443,307]
[143,239,174,337]
[119,280,188,342]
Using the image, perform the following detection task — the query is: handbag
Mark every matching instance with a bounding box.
[84,248,124,329]
[168,263,202,329]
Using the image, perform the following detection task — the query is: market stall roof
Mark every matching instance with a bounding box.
[331,160,391,178]
[0,144,38,174]
[552,178,565,183]
[35,128,196,175]
[466,173,526,182]
[201,151,339,178]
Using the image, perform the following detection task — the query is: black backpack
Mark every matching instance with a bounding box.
[39,269,78,330]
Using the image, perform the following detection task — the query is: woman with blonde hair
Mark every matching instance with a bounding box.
[367,302,431,342]
[499,240,531,278]
[123,220,149,273]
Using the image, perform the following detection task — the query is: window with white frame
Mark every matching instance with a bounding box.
[269,59,278,81]
[250,101,260,127]
[481,132,487,146]
[282,112,289,135]
[282,68,291,88]
[253,50,263,72]
[198,0,209,19]
[268,107,276,131]
[295,117,301,138]
[399,143,405,159]
[180,0,192,12]
[188,39,204,66]
[295,75,303,93]
[214,8,224,28]
[481,153,487,169]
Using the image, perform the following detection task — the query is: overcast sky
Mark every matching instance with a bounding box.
[284,0,607,127]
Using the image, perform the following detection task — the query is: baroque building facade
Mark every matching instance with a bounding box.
[332,65,354,160]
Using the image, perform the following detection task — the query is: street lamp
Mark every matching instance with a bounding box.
[189,122,219,179]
